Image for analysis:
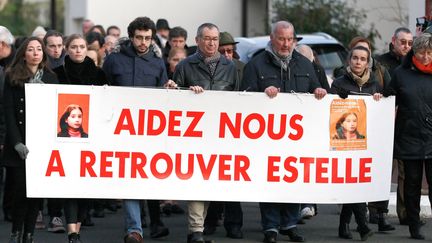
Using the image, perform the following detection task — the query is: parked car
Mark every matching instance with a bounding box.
[235,32,348,79]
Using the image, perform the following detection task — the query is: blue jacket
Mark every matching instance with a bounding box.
[103,40,168,87]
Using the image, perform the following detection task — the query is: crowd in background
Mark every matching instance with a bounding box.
[0,14,431,243]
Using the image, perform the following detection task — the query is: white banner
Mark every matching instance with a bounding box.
[25,84,395,203]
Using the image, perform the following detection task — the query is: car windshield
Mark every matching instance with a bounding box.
[310,44,347,72]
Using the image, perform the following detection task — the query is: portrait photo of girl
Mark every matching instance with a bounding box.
[332,112,365,140]
[57,104,88,138]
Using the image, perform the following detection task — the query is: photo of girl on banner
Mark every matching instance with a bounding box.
[57,93,90,140]
[330,99,367,151]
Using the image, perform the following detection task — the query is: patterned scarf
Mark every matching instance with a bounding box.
[29,69,44,83]
[346,66,370,87]
[196,49,221,77]
[265,41,292,71]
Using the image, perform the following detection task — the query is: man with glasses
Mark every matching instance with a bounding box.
[173,23,240,243]
[103,17,172,243]
[377,27,413,77]
[377,27,414,227]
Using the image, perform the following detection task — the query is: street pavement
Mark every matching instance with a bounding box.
[0,201,431,243]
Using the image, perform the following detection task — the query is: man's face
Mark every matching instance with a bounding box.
[270,26,295,57]
[46,36,63,59]
[132,29,152,55]
[218,44,235,60]
[392,32,413,57]
[157,29,169,39]
[108,29,121,39]
[195,27,219,57]
[82,21,93,35]
[169,37,186,49]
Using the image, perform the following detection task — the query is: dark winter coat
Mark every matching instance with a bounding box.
[173,53,240,91]
[54,55,108,86]
[388,50,432,160]
[241,49,320,93]
[330,68,388,96]
[103,40,167,87]
[376,45,403,78]
[2,70,58,167]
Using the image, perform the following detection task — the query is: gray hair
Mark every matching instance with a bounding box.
[0,26,14,46]
[412,33,432,53]
[295,44,314,62]
[196,23,219,38]
[271,21,294,36]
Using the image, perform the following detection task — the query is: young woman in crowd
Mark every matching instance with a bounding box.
[3,36,58,243]
[53,33,107,243]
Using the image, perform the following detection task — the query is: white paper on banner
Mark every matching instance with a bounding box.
[25,84,395,203]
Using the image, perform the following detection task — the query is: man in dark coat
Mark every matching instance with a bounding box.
[102,17,171,243]
[173,23,240,243]
[376,27,413,226]
[241,21,327,243]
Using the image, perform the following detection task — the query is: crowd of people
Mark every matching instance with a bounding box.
[0,14,431,243]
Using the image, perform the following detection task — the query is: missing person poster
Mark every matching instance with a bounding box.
[25,84,395,203]
[330,99,367,151]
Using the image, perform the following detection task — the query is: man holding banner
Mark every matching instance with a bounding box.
[173,22,240,243]
[241,21,327,243]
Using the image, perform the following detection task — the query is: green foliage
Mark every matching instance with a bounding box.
[272,0,380,48]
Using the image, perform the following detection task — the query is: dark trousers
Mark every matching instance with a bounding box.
[368,200,389,214]
[48,198,64,218]
[205,201,243,231]
[64,199,89,224]
[340,203,368,232]
[403,159,432,227]
[3,167,14,219]
[140,200,164,226]
[396,159,407,222]
[9,166,41,234]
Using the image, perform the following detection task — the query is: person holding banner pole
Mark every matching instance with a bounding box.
[385,32,432,240]
[241,21,326,243]
[3,37,58,243]
[173,22,240,243]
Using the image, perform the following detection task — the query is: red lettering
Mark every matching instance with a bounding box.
[168,110,182,136]
[114,109,136,135]
[218,155,231,181]
[115,152,129,178]
[359,158,372,182]
[315,158,328,183]
[267,114,287,140]
[288,114,303,140]
[219,113,241,138]
[283,156,298,183]
[80,151,97,177]
[100,151,113,178]
[299,157,314,183]
[267,156,280,182]
[197,154,217,180]
[45,150,65,177]
[150,153,173,179]
[331,158,344,183]
[137,109,145,135]
[131,152,147,178]
[184,111,204,137]
[345,158,358,183]
[234,155,251,181]
[147,110,166,136]
[243,113,265,139]
[175,154,194,180]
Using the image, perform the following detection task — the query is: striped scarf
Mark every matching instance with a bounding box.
[196,49,221,77]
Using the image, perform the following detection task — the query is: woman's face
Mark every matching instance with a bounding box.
[349,49,369,76]
[67,38,87,63]
[65,108,83,130]
[24,40,43,68]
[414,48,432,66]
[341,114,358,133]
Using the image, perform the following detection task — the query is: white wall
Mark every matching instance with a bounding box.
[66,0,243,46]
